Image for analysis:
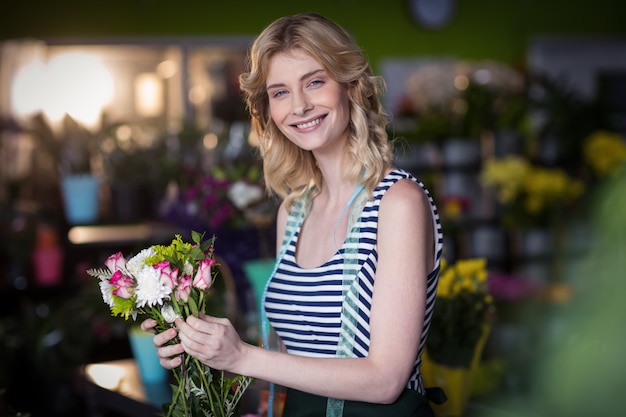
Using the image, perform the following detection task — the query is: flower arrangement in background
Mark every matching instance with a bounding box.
[583,130,626,180]
[426,258,494,367]
[161,160,267,231]
[87,231,252,417]
[480,155,585,229]
[402,60,526,141]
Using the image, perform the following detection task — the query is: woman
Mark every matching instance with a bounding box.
[142,12,443,416]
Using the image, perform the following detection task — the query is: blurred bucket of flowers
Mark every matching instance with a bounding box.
[422,257,494,417]
[480,155,585,231]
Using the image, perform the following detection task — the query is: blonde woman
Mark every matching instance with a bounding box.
[143,12,443,416]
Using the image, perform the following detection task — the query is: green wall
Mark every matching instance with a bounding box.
[2,0,626,72]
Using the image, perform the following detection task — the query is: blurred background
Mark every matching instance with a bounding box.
[1,1,625,416]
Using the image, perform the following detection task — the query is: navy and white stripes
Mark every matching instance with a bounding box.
[265,169,443,394]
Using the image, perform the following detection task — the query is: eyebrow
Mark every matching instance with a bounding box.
[266,68,325,91]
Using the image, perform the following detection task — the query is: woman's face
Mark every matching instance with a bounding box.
[266,48,350,154]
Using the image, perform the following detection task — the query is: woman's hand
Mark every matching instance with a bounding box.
[140,317,185,369]
[175,313,246,373]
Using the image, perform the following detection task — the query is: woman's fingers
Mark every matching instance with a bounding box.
[140,318,157,333]
[153,327,178,347]
[151,326,185,369]
[159,354,183,369]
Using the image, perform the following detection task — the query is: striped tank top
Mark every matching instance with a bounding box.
[264,169,443,394]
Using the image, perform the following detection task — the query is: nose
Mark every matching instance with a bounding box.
[291,91,312,115]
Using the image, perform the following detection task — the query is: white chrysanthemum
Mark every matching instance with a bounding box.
[99,280,115,307]
[126,247,157,277]
[228,180,263,209]
[183,260,194,277]
[161,304,179,323]
[135,265,171,308]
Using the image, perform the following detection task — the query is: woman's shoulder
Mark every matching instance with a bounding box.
[378,169,432,212]
[377,168,425,193]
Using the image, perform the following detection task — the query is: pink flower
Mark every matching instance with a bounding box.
[488,273,539,300]
[105,252,126,273]
[154,261,179,289]
[175,275,192,302]
[192,258,214,290]
[110,270,135,299]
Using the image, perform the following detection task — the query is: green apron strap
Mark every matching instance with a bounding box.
[327,186,367,417]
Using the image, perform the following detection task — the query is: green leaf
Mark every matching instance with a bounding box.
[192,230,204,245]
[188,296,199,317]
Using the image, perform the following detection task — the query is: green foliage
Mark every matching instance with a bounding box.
[427,295,488,367]
[110,295,136,320]
[426,258,493,368]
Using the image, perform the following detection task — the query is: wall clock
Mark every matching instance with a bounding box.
[407,0,457,30]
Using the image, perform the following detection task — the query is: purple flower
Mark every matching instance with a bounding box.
[488,272,539,300]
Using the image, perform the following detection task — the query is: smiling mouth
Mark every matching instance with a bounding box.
[295,117,324,129]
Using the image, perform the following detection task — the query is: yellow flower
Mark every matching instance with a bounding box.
[481,156,585,226]
[437,258,489,297]
[584,131,626,178]
[481,156,529,203]
[429,257,493,367]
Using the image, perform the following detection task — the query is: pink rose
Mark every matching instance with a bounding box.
[110,270,135,299]
[105,252,126,273]
[175,275,192,302]
[154,261,179,289]
[192,258,214,290]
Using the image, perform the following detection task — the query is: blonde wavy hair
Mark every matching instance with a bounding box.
[239,12,394,209]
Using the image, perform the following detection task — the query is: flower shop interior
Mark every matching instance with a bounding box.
[1,1,626,416]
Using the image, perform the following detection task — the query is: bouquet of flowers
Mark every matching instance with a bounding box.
[426,258,494,367]
[87,231,252,417]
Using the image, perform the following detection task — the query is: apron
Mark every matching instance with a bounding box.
[282,388,435,417]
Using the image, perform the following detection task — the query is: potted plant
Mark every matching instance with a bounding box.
[99,122,170,222]
[422,257,494,417]
[399,60,527,169]
[29,113,103,224]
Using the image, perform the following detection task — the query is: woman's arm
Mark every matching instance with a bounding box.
[176,179,435,404]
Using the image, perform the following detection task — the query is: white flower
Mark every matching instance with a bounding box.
[126,247,156,277]
[183,260,194,277]
[161,304,179,323]
[228,180,263,210]
[99,280,115,307]
[135,265,172,308]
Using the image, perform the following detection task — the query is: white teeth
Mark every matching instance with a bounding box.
[296,118,321,129]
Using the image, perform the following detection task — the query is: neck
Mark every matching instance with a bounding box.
[313,150,356,206]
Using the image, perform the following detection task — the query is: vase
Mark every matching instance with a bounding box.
[243,258,276,325]
[127,327,168,386]
[32,246,64,286]
[60,173,100,225]
[421,325,490,417]
[468,225,507,261]
[441,138,481,168]
[518,227,554,258]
